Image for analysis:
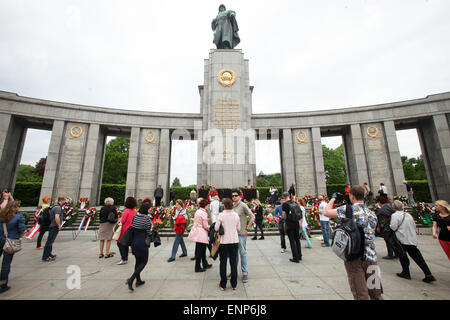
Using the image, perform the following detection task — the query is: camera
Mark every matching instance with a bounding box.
[332,192,345,203]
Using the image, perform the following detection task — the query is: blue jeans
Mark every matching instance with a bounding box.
[170,233,187,259]
[300,228,312,247]
[236,235,248,276]
[0,244,14,286]
[42,227,59,260]
[320,220,330,246]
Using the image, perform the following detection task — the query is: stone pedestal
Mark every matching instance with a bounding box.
[197,49,256,189]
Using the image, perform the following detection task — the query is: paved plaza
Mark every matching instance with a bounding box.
[1,231,449,300]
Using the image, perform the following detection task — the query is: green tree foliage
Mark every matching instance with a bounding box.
[16,164,42,182]
[171,177,182,187]
[402,155,427,180]
[322,144,347,184]
[102,137,130,184]
[256,173,282,187]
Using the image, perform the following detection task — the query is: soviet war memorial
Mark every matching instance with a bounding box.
[0,1,449,311]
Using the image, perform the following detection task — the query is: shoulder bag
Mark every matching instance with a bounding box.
[2,223,22,254]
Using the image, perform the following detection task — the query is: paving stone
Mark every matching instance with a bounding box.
[2,231,449,300]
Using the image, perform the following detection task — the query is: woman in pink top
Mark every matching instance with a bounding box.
[188,199,211,272]
[214,198,240,290]
[116,196,137,265]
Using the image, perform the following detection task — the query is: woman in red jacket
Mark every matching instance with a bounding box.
[168,200,188,262]
[116,197,137,265]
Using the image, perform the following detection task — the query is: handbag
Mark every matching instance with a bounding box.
[150,230,161,247]
[119,226,134,247]
[107,211,118,224]
[112,222,122,241]
[2,223,22,254]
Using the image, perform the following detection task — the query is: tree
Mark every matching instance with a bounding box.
[102,137,130,184]
[256,173,282,187]
[322,144,347,184]
[402,155,427,180]
[16,164,42,182]
[35,157,47,176]
[171,177,182,187]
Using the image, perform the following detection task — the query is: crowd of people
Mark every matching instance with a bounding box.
[0,184,448,298]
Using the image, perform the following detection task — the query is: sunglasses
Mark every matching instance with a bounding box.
[232,195,239,197]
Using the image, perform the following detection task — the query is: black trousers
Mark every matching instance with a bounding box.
[384,237,395,257]
[36,225,49,248]
[278,221,286,249]
[254,220,264,238]
[129,254,148,283]
[155,197,162,207]
[399,244,432,276]
[219,243,238,288]
[117,242,129,261]
[195,242,208,270]
[286,225,302,261]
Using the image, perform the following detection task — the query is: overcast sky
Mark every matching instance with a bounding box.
[2,0,449,186]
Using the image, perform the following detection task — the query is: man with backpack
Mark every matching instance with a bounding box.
[281,192,302,263]
[324,186,383,300]
[42,196,65,262]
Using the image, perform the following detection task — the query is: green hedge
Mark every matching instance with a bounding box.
[13,182,41,206]
[409,180,432,203]
[99,184,126,206]
[257,186,282,203]
[326,184,346,199]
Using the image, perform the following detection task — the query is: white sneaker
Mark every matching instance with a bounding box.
[117,260,128,265]
[280,248,286,253]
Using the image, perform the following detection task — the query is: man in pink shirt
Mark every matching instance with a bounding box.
[215,198,240,290]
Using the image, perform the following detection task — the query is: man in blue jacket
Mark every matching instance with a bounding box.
[274,198,287,253]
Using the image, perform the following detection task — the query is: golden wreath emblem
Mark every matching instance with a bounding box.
[296,130,307,144]
[70,126,83,138]
[366,126,379,138]
[217,69,236,87]
[222,149,233,160]
[145,130,156,144]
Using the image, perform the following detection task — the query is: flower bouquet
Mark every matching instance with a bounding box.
[393,195,408,204]
[411,202,433,226]
[78,207,97,232]
[77,197,89,210]
[61,201,78,228]
[306,205,321,229]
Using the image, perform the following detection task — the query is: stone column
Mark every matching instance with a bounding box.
[383,120,407,197]
[198,49,255,189]
[54,122,89,201]
[79,124,106,205]
[125,127,140,198]
[343,124,369,187]
[311,127,327,196]
[39,120,65,205]
[280,128,295,192]
[418,114,450,201]
[0,115,27,193]
[157,128,171,205]
[361,123,395,197]
[135,129,160,200]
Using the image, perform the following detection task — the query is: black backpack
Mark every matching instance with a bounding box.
[331,204,365,261]
[286,201,302,224]
[38,206,52,227]
[107,210,118,224]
